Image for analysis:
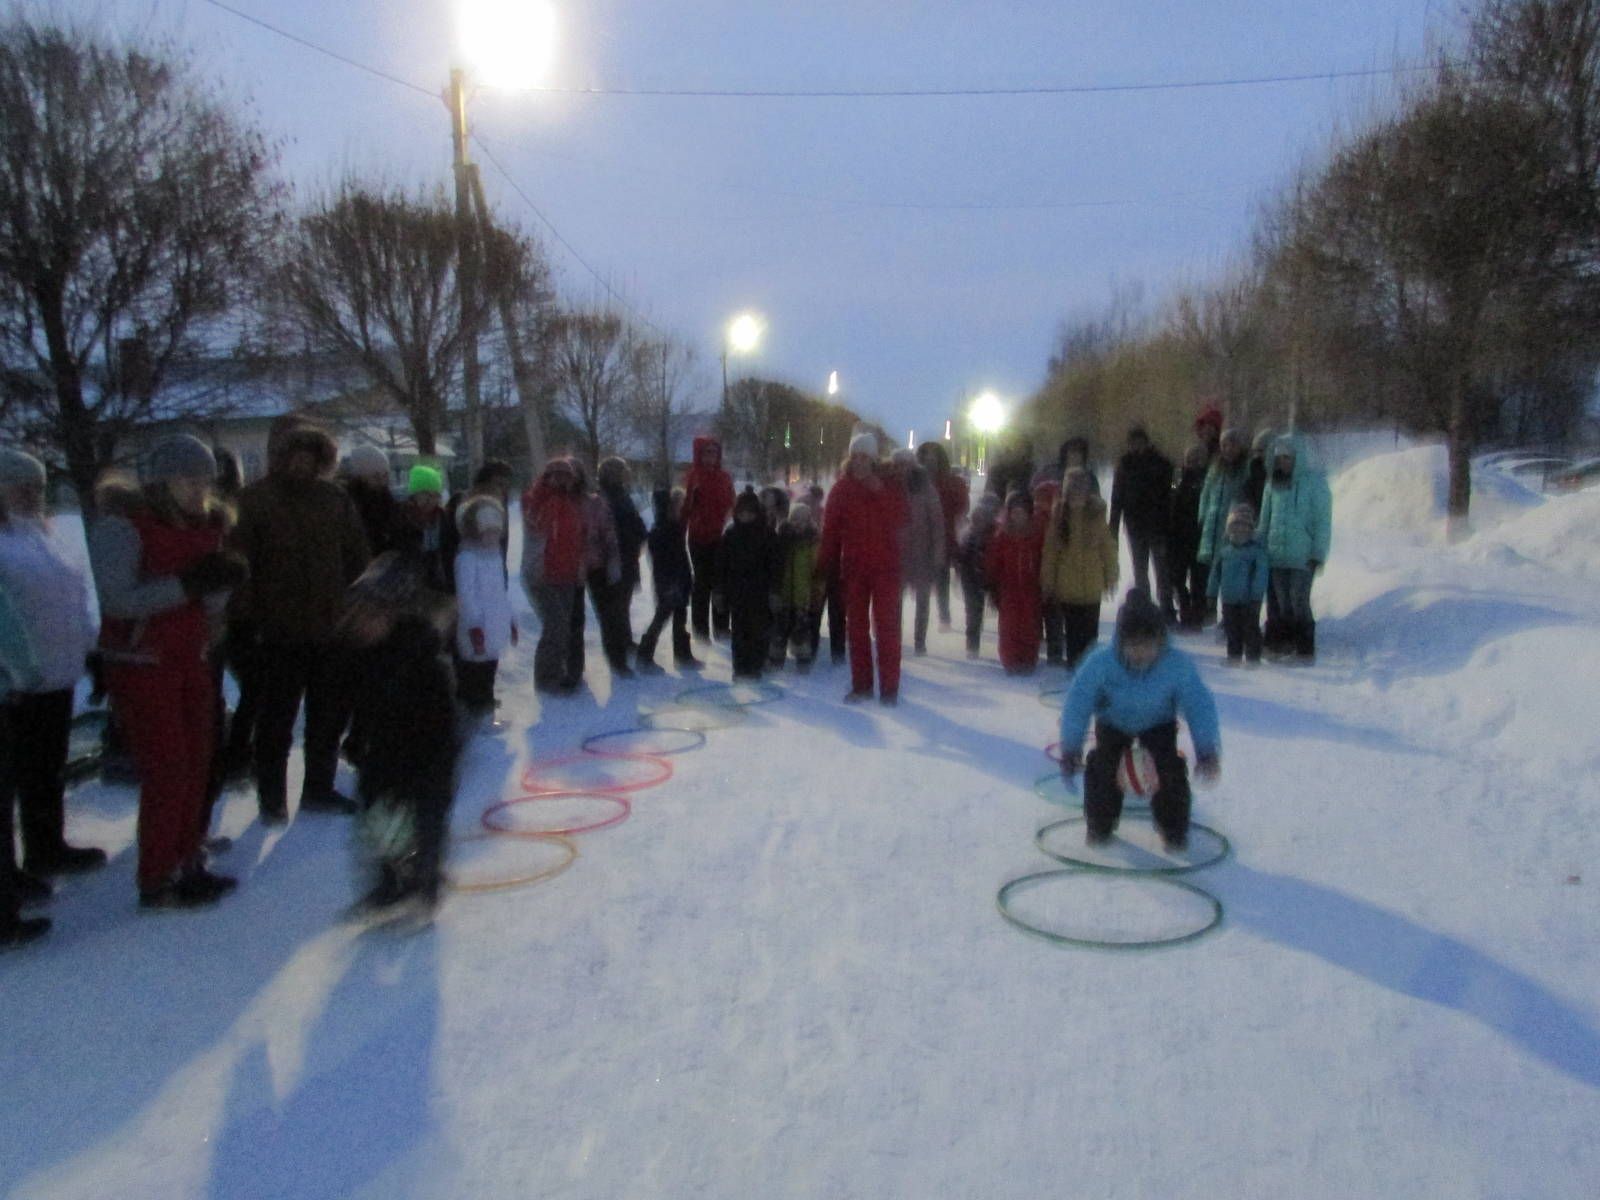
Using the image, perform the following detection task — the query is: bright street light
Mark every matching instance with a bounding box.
[457,0,559,90]
[969,391,1007,434]
[827,370,839,397]
[727,312,764,356]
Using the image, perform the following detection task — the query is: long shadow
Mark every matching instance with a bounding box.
[879,695,1054,792]
[0,819,356,1197]
[1218,861,1600,1089]
[205,927,446,1199]
[1210,689,1442,760]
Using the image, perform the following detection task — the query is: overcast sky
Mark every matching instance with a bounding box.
[65,0,1440,445]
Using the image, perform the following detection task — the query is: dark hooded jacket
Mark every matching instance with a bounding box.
[230,419,371,645]
[717,491,779,611]
[646,489,693,608]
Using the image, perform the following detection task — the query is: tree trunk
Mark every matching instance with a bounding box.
[1445,368,1472,542]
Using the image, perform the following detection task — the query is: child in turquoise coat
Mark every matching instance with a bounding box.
[1206,503,1270,665]
[1257,436,1332,663]
[1059,590,1221,849]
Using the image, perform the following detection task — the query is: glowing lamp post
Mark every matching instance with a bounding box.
[968,390,1007,476]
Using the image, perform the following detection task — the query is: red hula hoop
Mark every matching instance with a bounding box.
[1045,741,1065,764]
[482,791,633,838]
[517,751,674,796]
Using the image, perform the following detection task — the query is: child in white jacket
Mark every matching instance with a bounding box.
[453,496,517,716]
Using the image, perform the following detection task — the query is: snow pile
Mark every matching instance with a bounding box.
[1460,488,1600,581]
[1330,443,1543,542]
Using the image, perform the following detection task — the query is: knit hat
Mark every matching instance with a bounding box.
[788,501,813,527]
[1116,589,1166,643]
[408,464,444,496]
[1195,404,1224,435]
[1226,502,1256,533]
[142,435,216,485]
[345,445,391,481]
[848,431,878,459]
[734,488,763,519]
[0,448,46,490]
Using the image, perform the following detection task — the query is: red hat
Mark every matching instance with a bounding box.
[1194,404,1224,434]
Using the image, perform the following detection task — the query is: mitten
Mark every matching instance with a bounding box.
[1195,754,1221,786]
[1059,750,1082,778]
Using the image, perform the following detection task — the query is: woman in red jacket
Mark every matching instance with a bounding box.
[819,434,909,704]
[681,435,735,641]
[91,436,248,908]
[521,458,588,694]
[984,491,1044,675]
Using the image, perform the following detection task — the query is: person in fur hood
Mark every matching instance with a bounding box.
[452,495,516,716]
[229,416,371,824]
[1040,466,1118,669]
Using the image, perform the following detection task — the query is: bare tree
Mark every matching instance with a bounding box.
[627,332,701,486]
[548,308,636,471]
[0,20,281,501]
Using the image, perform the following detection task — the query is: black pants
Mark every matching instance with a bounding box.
[456,659,499,712]
[1042,600,1064,663]
[1127,528,1173,618]
[959,563,986,653]
[588,570,634,671]
[254,643,351,808]
[6,690,74,865]
[934,563,953,627]
[531,582,582,689]
[638,602,691,663]
[223,621,264,769]
[826,577,847,660]
[1061,603,1100,668]
[1170,550,1207,628]
[1,705,19,916]
[768,605,819,668]
[1084,719,1190,841]
[689,541,726,638]
[906,580,933,652]
[729,598,769,677]
[1263,581,1286,651]
[1222,602,1263,662]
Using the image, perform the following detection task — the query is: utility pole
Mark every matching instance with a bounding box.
[448,68,485,473]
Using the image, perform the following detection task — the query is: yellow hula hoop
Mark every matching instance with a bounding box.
[447,832,579,895]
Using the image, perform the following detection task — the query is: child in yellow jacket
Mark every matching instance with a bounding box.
[1040,467,1119,668]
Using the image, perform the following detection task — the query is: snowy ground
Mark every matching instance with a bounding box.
[4,448,1599,1200]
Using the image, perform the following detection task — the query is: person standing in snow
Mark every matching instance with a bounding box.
[0,542,49,947]
[452,496,517,717]
[1195,428,1254,624]
[90,437,247,909]
[769,500,822,671]
[1041,467,1119,670]
[985,491,1045,674]
[1108,425,1176,624]
[717,489,778,680]
[443,458,515,586]
[892,448,946,657]
[1168,444,1210,632]
[1029,470,1065,666]
[1194,403,1224,467]
[956,491,1002,659]
[819,433,909,704]
[1257,437,1332,664]
[230,416,371,823]
[1206,503,1271,665]
[917,441,968,631]
[1059,590,1221,850]
[1244,428,1280,647]
[391,464,452,595]
[0,449,105,881]
[596,457,647,677]
[1054,436,1102,497]
[681,435,735,641]
[341,446,400,558]
[521,457,588,695]
[339,553,461,916]
[636,487,700,674]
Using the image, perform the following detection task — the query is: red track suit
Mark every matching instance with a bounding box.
[985,523,1044,672]
[819,470,909,696]
[101,511,220,891]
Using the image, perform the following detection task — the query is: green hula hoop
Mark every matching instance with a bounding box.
[1031,772,1151,812]
[676,681,784,709]
[997,868,1223,950]
[1034,815,1230,875]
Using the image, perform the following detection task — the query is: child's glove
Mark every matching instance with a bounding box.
[1059,749,1082,779]
[1195,754,1221,788]
[469,627,486,656]
[509,622,519,647]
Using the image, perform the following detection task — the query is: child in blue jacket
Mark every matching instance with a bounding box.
[1059,590,1221,849]
[1206,503,1270,665]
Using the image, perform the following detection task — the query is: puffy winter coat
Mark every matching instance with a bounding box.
[717,519,778,611]
[775,523,819,612]
[0,585,39,702]
[818,470,909,582]
[682,436,735,547]
[985,523,1044,602]
[350,613,459,807]
[601,482,648,590]
[521,472,587,588]
[1169,464,1207,564]
[1206,537,1270,604]
[344,476,400,558]
[646,490,692,608]
[1196,457,1251,564]
[455,546,514,662]
[1257,440,1332,570]
[231,480,371,645]
[1059,636,1220,758]
[899,466,947,587]
[1109,447,1174,538]
[932,470,970,557]
[0,519,97,692]
[92,504,227,668]
[1040,498,1119,605]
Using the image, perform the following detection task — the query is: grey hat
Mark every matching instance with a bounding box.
[345,444,391,480]
[143,435,216,485]
[0,448,46,490]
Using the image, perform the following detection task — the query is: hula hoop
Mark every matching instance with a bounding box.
[448,832,578,895]
[1034,815,1230,875]
[1037,687,1066,710]
[1032,771,1151,811]
[676,681,784,709]
[582,726,707,758]
[518,752,673,796]
[1044,741,1065,764]
[482,791,632,838]
[638,702,750,732]
[997,869,1223,950]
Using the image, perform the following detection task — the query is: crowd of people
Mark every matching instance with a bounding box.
[1,403,1330,948]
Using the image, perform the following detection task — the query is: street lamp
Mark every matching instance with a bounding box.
[968,390,1007,476]
[720,311,764,407]
[448,1,559,472]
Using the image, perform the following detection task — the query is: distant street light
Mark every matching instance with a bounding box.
[720,311,764,407]
[827,370,839,398]
[968,390,1007,476]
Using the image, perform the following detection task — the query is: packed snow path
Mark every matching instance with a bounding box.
[4,512,1599,1199]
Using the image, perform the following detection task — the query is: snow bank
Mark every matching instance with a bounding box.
[1460,488,1600,581]
[1330,443,1543,542]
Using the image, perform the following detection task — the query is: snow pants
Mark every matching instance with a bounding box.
[638,602,691,664]
[689,540,726,639]
[253,642,351,809]
[108,659,215,890]
[1084,719,1190,842]
[1127,529,1173,619]
[1269,567,1316,658]
[5,690,74,867]
[456,659,499,712]
[845,566,902,696]
[825,576,847,661]
[1061,602,1100,669]
[531,582,583,690]
[1222,602,1263,662]
[729,596,770,678]
[588,569,634,671]
[958,562,986,655]
[996,585,1042,673]
[1042,600,1065,664]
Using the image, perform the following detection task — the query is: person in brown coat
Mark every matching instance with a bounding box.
[229,417,370,823]
[1040,467,1119,668]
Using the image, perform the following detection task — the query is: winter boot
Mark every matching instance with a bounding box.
[0,913,50,948]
